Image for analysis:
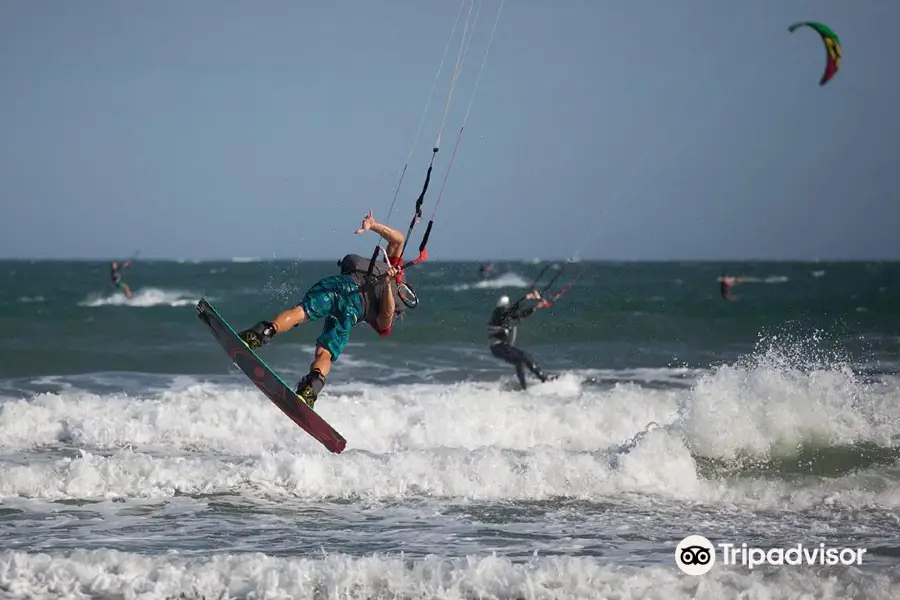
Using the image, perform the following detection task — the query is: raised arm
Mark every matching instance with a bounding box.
[355,210,405,260]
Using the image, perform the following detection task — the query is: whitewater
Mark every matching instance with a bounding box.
[3,359,900,598]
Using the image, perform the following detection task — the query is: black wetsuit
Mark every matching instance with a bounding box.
[487,301,548,389]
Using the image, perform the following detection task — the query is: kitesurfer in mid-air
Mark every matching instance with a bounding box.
[110,260,133,298]
[488,291,553,390]
[238,211,411,409]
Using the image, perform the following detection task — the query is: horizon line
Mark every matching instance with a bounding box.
[1,257,898,264]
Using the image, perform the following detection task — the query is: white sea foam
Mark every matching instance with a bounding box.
[78,287,199,308]
[1,354,898,511]
[446,272,533,291]
[736,275,790,284]
[0,549,896,600]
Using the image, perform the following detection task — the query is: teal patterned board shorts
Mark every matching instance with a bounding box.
[298,274,364,361]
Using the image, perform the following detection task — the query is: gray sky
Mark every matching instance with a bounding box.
[1,1,898,261]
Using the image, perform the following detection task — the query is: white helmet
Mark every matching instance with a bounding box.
[496,295,510,307]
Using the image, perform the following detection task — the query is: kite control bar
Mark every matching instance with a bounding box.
[543,283,571,305]
[513,264,566,306]
[365,217,433,311]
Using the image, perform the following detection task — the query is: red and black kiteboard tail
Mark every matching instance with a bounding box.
[196,298,347,454]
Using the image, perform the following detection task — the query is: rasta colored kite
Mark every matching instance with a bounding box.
[788,21,842,86]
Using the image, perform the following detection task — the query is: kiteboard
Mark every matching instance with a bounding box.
[196,298,347,454]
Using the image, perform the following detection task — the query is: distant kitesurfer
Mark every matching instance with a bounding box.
[479,262,494,279]
[487,291,553,390]
[238,211,413,409]
[110,260,133,298]
[719,273,737,301]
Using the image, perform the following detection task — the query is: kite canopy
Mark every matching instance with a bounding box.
[789,21,842,86]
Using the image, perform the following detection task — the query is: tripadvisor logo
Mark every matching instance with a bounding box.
[675,535,716,576]
[675,535,868,575]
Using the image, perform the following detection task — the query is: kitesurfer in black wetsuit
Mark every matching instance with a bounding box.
[487,291,552,390]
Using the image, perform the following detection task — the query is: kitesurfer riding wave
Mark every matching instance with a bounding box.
[110,260,133,298]
[487,291,553,390]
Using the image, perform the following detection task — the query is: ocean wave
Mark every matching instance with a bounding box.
[1,350,898,511]
[5,433,900,512]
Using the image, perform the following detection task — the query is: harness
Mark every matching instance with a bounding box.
[338,253,419,310]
